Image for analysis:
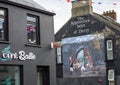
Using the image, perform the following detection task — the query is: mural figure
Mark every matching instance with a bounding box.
[69,47,93,75]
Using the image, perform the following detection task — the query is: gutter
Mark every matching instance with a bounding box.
[0,0,55,16]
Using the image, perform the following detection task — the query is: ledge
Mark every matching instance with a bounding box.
[25,44,42,48]
[0,41,11,44]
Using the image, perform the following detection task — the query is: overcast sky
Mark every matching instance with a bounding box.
[33,0,120,33]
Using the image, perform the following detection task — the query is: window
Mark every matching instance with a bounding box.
[0,66,22,85]
[108,69,114,81]
[108,69,115,85]
[27,14,40,45]
[37,66,49,85]
[106,39,113,60]
[57,47,62,64]
[0,8,8,41]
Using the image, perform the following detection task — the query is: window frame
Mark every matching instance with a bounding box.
[105,38,114,61]
[108,69,115,81]
[0,65,23,85]
[0,8,8,41]
[56,47,62,64]
[27,14,40,45]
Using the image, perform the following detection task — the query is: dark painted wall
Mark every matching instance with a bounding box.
[55,15,107,85]
[55,12,120,84]
[57,77,106,85]
[0,2,56,85]
[55,15,105,40]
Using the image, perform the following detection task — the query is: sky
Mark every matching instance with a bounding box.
[33,0,120,33]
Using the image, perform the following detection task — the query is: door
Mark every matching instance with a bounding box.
[109,81,115,85]
[37,66,49,85]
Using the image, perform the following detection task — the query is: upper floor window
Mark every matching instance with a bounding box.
[27,14,40,45]
[0,8,8,41]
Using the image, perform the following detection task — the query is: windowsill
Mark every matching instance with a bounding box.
[105,59,114,62]
[57,63,63,65]
[25,43,42,48]
[0,41,11,44]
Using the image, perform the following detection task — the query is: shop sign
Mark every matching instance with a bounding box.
[1,45,36,61]
[51,42,62,48]
[2,50,36,61]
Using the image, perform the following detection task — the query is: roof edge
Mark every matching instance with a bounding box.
[91,12,120,32]
[0,0,55,16]
[55,17,72,35]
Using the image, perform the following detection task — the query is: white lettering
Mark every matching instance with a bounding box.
[19,51,26,60]
[77,17,84,21]
[77,24,86,28]
[13,52,18,59]
[79,29,89,33]
[71,19,90,26]
[2,53,8,58]
[1,51,36,61]
[26,52,36,60]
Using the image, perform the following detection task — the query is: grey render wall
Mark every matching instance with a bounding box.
[0,2,56,85]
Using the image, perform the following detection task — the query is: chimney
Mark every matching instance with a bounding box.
[102,10,117,20]
[71,0,93,17]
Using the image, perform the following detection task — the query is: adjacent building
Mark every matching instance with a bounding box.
[55,0,120,85]
[0,0,56,85]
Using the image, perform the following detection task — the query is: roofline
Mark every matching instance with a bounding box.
[0,0,55,16]
[91,13,120,31]
[55,17,72,35]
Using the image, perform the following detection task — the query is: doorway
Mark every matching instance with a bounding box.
[109,81,115,85]
[37,66,50,85]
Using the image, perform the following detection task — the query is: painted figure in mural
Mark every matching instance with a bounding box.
[69,47,93,74]
[69,50,76,73]
[69,49,82,73]
[69,57,74,73]
[83,48,93,71]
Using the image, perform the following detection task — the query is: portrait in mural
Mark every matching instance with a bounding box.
[62,33,106,77]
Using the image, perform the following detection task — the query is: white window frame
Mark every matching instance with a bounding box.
[108,69,114,81]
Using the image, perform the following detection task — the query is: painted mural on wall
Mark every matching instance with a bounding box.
[62,33,106,77]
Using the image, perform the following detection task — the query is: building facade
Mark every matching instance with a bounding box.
[55,0,120,85]
[0,0,56,85]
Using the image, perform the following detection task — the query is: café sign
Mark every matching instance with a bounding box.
[0,45,36,61]
[1,50,36,61]
[1,45,36,61]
